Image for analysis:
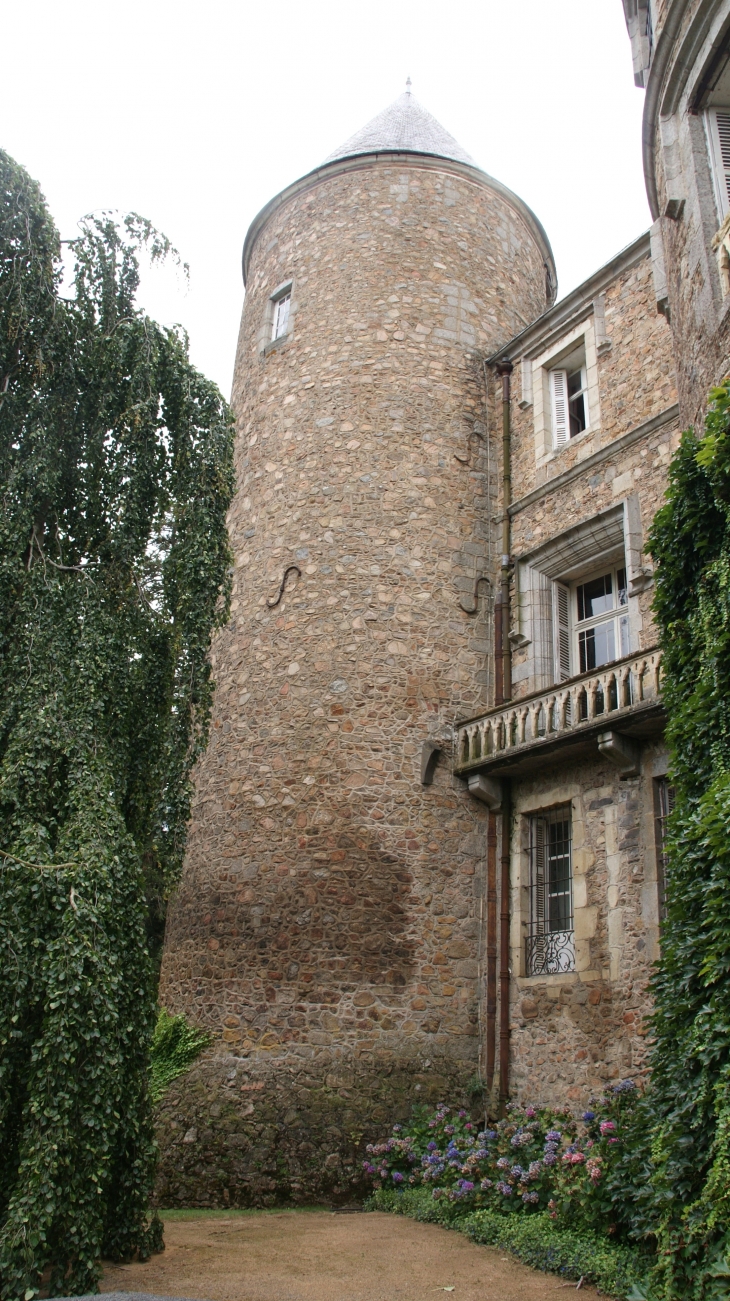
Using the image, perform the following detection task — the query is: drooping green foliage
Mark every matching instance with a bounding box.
[0,150,234,1298]
[643,381,730,1298]
[149,1009,210,1105]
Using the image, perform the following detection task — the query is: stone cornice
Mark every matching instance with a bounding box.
[241,151,557,294]
[642,0,730,220]
[487,232,651,364]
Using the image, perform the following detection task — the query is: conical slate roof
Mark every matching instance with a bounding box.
[323,90,476,168]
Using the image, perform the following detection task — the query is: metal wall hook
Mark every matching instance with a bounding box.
[459,574,492,615]
[267,564,302,608]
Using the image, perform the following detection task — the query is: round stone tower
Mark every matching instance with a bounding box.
[157,90,555,1205]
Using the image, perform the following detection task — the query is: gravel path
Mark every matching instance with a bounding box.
[99,1210,602,1301]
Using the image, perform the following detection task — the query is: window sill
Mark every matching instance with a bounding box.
[515,969,601,989]
[546,425,597,461]
[261,333,289,357]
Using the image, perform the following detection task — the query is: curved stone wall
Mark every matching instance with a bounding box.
[157,154,550,1204]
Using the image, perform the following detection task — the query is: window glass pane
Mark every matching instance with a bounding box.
[579,620,616,672]
[272,293,291,340]
[527,806,574,975]
[548,817,572,931]
[567,368,587,436]
[617,568,628,606]
[577,573,613,621]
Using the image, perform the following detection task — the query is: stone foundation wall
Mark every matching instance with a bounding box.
[154,1049,473,1207]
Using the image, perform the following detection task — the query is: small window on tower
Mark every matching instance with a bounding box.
[271,290,291,341]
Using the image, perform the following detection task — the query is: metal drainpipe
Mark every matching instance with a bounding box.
[498,779,512,1116]
[495,358,513,1116]
[485,813,498,1093]
[496,359,513,700]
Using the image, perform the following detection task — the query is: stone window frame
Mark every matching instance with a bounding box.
[525,802,575,977]
[528,319,601,470]
[512,785,597,986]
[639,744,672,962]
[258,279,296,355]
[512,500,646,695]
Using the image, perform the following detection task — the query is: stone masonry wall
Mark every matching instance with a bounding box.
[644,0,730,430]
[508,253,677,511]
[508,749,665,1108]
[495,245,677,1107]
[156,155,551,1202]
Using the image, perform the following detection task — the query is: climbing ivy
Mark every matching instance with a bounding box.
[645,381,730,1298]
[0,150,234,1297]
[149,1009,210,1105]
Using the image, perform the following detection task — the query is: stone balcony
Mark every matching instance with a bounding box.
[455,647,664,783]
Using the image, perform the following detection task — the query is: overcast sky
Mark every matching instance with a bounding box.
[2,0,649,398]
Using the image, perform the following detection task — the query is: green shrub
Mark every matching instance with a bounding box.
[367,1188,647,1299]
[149,1009,210,1104]
[362,1090,644,1236]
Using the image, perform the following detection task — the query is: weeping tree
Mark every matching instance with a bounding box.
[645,382,730,1298]
[0,151,234,1298]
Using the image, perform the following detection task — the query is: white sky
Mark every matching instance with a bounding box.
[2,0,650,399]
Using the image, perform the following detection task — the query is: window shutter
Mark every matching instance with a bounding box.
[550,368,570,447]
[553,581,571,682]
[705,109,730,220]
[532,815,547,937]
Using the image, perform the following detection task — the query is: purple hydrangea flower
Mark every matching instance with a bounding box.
[582,1111,596,1122]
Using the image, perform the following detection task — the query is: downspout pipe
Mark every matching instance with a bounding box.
[495,359,513,703]
[494,357,513,1116]
[499,779,512,1116]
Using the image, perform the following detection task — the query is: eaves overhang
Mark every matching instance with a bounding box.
[241,150,557,295]
[487,231,651,365]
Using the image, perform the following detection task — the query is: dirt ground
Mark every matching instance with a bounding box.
[99,1210,601,1301]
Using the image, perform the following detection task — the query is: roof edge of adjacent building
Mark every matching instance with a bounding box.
[488,229,651,364]
[241,149,557,296]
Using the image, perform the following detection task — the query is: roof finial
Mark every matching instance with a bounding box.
[405,76,412,95]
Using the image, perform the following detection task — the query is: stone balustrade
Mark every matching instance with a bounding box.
[455,647,663,774]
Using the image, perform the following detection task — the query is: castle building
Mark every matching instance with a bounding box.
[157,86,677,1204]
[623,0,730,427]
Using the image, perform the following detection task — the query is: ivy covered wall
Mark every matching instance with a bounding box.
[0,151,234,1298]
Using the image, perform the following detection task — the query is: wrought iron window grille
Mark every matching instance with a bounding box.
[526,805,575,976]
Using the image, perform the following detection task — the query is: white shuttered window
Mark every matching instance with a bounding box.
[550,368,570,447]
[553,581,571,681]
[705,108,730,221]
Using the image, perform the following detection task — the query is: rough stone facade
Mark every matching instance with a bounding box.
[155,74,687,1199]
[509,742,668,1105]
[485,237,678,1107]
[624,0,730,430]
[157,145,553,1202]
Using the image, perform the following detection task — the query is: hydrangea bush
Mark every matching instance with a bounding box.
[363,1082,641,1237]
